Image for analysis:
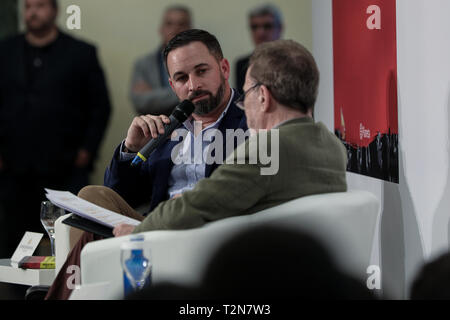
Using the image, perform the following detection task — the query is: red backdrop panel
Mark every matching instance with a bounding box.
[333,0,398,148]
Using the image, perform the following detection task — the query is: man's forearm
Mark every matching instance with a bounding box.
[104,143,152,208]
[132,161,267,233]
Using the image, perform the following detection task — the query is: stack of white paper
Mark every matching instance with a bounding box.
[45,188,141,228]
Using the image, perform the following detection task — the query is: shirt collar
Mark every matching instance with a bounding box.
[273,116,314,129]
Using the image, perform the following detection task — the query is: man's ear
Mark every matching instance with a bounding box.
[168,78,174,90]
[220,58,231,80]
[259,85,272,112]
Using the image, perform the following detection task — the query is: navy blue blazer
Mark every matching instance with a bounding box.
[104,97,248,213]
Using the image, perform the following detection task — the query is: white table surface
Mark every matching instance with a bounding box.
[0,259,55,286]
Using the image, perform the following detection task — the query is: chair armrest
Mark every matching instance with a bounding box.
[55,214,72,274]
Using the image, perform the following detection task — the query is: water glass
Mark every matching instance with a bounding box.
[40,201,66,256]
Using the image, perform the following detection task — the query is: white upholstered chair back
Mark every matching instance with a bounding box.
[59,190,380,299]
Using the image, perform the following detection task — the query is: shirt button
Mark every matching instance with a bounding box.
[33,58,42,67]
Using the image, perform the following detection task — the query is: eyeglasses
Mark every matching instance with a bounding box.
[251,23,275,31]
[235,83,262,110]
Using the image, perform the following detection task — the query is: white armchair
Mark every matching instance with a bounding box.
[54,190,380,300]
[54,214,82,275]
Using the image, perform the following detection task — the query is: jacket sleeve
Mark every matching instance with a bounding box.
[129,58,179,116]
[81,46,111,157]
[104,144,154,209]
[133,137,272,233]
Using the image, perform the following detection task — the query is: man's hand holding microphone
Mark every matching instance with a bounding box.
[123,114,172,153]
[123,100,194,166]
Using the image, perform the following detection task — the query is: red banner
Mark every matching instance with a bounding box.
[333,0,398,148]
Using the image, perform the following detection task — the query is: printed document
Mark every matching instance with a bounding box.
[45,188,141,228]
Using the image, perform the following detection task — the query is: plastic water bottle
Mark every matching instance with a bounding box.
[120,235,152,297]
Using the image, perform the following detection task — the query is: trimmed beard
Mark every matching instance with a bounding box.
[189,75,226,116]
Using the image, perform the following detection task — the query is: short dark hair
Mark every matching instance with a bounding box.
[249,40,320,114]
[163,29,224,74]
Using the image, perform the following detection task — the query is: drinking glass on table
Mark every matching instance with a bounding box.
[40,201,66,256]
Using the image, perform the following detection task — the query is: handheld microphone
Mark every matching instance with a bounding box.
[131,100,195,167]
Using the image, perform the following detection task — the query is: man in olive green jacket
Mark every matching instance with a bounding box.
[115,39,348,235]
[130,117,347,233]
[46,37,348,300]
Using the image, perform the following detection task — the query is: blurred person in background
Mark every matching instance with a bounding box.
[0,0,111,256]
[410,251,450,300]
[235,3,283,93]
[129,5,192,116]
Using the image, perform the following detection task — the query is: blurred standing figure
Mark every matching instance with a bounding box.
[0,0,111,256]
[235,4,283,93]
[130,5,192,116]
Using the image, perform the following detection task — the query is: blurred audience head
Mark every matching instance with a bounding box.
[128,225,375,300]
[199,225,374,299]
[24,0,58,34]
[244,39,319,128]
[410,251,450,300]
[159,5,192,47]
[164,29,230,116]
[248,4,283,46]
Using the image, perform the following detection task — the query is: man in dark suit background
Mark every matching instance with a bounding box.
[0,0,111,256]
[235,4,283,93]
